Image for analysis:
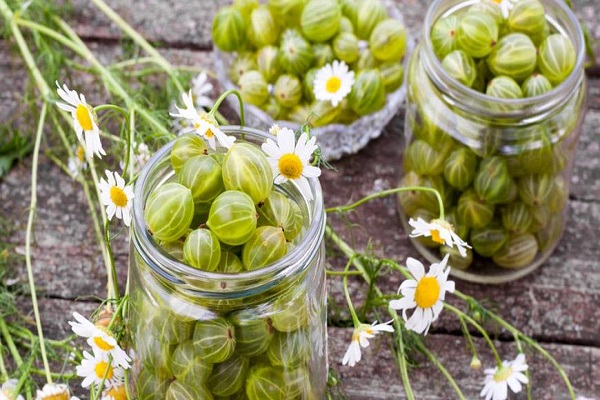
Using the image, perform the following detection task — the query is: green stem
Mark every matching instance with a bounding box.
[210,89,245,127]
[325,186,445,220]
[94,104,130,121]
[390,317,415,400]
[29,369,76,380]
[326,270,363,276]
[341,257,361,327]
[0,317,22,366]
[124,369,133,400]
[126,107,135,181]
[0,337,8,381]
[458,316,478,360]
[415,340,466,400]
[105,222,120,302]
[24,102,53,384]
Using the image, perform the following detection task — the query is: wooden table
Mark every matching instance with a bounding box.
[1,1,599,398]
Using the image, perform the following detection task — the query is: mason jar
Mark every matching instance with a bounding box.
[129,126,327,399]
[399,0,587,283]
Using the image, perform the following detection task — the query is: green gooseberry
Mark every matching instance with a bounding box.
[145,183,194,242]
[178,155,224,205]
[522,73,553,97]
[268,0,304,26]
[207,190,257,246]
[242,226,287,270]
[547,176,568,213]
[492,233,539,269]
[171,134,207,173]
[441,50,476,88]
[217,251,245,273]
[271,291,308,332]
[354,47,379,70]
[135,369,168,400]
[183,228,221,271]
[487,33,537,82]
[166,380,205,400]
[284,367,311,399]
[208,353,250,397]
[239,70,269,106]
[530,19,551,46]
[231,314,274,357]
[348,69,386,116]
[148,307,195,344]
[257,191,301,241]
[502,202,533,234]
[301,0,341,42]
[404,140,446,176]
[518,174,555,206]
[267,330,309,367]
[312,43,335,69]
[430,15,460,59]
[260,97,285,120]
[474,156,513,204]
[273,74,303,108]
[398,171,423,217]
[288,103,313,125]
[223,143,273,204]
[469,0,503,26]
[550,143,568,174]
[508,0,546,37]
[370,19,407,62]
[212,6,247,52]
[136,331,176,376]
[159,239,185,262]
[457,189,495,229]
[354,0,387,40]
[379,61,405,93]
[279,29,314,76]
[302,69,318,103]
[248,5,279,48]
[514,126,554,175]
[457,12,499,58]
[234,0,258,19]
[473,58,492,93]
[256,45,281,83]
[340,16,354,33]
[245,366,287,400]
[470,221,509,257]
[310,101,342,127]
[444,148,477,191]
[440,246,473,271]
[230,52,258,85]
[529,205,550,232]
[333,32,360,64]
[170,340,213,383]
[536,214,564,252]
[486,76,523,99]
[538,34,576,86]
[446,207,469,241]
[192,317,236,363]
[418,175,455,215]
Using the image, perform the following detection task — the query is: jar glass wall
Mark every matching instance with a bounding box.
[400,0,587,283]
[129,126,327,399]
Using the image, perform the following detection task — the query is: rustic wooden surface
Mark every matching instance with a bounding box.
[1,0,599,398]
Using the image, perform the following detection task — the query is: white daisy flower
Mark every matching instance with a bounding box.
[342,321,394,367]
[268,124,284,136]
[389,254,455,335]
[409,217,472,257]
[120,141,151,175]
[261,128,321,201]
[481,353,529,400]
[55,81,106,159]
[191,71,214,109]
[35,383,79,400]
[76,351,124,390]
[1,379,24,400]
[313,60,355,107]
[170,91,235,150]
[101,383,127,400]
[69,312,131,369]
[67,145,87,178]
[491,0,517,19]
[99,170,134,227]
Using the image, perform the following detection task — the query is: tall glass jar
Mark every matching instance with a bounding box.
[400,0,587,283]
[129,126,327,399]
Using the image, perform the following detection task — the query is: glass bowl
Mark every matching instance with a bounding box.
[213,0,415,161]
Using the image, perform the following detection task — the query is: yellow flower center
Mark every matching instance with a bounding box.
[278,153,303,180]
[76,145,86,162]
[430,229,444,244]
[104,384,127,400]
[95,360,114,380]
[109,186,128,208]
[414,276,441,309]
[493,366,513,382]
[40,393,69,400]
[325,76,342,93]
[93,335,115,351]
[491,0,501,3]
[75,104,94,131]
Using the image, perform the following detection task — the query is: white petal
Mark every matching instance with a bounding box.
[277,128,296,155]
[406,258,425,280]
[296,176,314,201]
[506,376,523,394]
[302,164,321,178]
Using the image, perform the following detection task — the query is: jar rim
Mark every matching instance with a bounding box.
[131,125,326,295]
[421,0,586,120]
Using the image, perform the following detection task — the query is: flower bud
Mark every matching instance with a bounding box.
[470,355,482,370]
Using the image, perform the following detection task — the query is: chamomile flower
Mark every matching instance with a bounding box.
[76,351,124,389]
[313,60,355,107]
[491,0,516,19]
[67,145,87,178]
[191,71,214,108]
[389,254,455,335]
[69,312,131,369]
[170,91,235,149]
[1,379,23,400]
[101,383,127,400]
[481,354,529,400]
[409,217,471,257]
[55,81,105,159]
[261,128,321,201]
[120,141,151,175]
[342,321,394,367]
[35,383,79,400]
[99,170,134,227]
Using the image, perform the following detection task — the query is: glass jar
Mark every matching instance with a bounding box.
[128,126,327,399]
[400,0,587,283]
